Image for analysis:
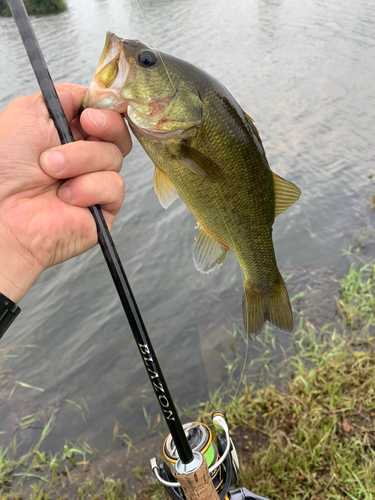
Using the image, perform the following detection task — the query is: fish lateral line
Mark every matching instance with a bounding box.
[83,31,301,338]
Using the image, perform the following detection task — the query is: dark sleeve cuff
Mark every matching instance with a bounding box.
[0,292,21,340]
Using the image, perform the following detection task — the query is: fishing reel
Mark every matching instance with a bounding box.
[150,411,269,500]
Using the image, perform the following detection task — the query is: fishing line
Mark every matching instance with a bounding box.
[132,0,181,105]
[133,0,251,418]
[123,0,132,39]
[208,185,250,417]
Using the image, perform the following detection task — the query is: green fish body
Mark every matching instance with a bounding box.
[82,33,301,336]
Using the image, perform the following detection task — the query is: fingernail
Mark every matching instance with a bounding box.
[58,185,71,202]
[42,151,65,173]
[88,108,107,129]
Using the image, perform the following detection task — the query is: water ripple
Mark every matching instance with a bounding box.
[0,0,374,452]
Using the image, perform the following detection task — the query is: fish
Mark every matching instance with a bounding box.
[82,32,301,336]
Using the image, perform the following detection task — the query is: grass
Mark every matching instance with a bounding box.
[0,258,375,499]
[203,326,375,499]
[336,262,375,331]
[0,432,93,496]
[196,259,375,499]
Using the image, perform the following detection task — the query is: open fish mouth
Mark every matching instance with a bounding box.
[82,32,130,113]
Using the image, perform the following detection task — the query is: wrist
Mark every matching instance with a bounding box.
[0,227,43,304]
[0,270,34,304]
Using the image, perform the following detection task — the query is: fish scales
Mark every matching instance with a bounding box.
[82,33,301,336]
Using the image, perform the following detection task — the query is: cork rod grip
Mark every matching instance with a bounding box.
[175,455,220,500]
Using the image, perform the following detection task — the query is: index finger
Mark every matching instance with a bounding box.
[80,108,132,158]
[55,83,88,123]
[54,84,132,157]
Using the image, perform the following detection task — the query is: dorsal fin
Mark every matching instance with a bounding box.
[177,142,223,182]
[153,165,178,209]
[243,111,263,146]
[193,226,228,274]
[273,173,301,217]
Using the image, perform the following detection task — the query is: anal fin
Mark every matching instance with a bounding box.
[193,226,228,274]
[154,165,178,209]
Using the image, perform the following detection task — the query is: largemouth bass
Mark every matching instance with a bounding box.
[82,33,301,336]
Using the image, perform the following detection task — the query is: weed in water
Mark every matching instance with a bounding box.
[113,421,134,458]
[65,397,89,425]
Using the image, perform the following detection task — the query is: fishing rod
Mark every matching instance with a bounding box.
[6,0,192,465]
[6,2,270,499]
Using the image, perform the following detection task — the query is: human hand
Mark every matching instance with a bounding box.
[0,83,131,303]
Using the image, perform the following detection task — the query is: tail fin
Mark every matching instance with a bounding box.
[242,274,293,337]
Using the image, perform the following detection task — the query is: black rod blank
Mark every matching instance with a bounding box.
[6,0,193,465]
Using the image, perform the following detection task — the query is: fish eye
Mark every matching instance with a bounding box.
[138,50,157,68]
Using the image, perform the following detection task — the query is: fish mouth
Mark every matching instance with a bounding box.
[82,32,131,113]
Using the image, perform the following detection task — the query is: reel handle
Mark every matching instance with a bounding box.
[174,451,220,500]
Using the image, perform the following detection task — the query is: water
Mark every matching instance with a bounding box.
[0,0,374,456]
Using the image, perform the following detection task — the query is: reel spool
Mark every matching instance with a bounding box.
[150,411,239,500]
[163,422,223,490]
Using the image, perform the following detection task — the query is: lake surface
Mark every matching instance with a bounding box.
[0,0,374,457]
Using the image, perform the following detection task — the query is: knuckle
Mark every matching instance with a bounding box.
[118,173,126,192]
[111,145,124,170]
[112,173,125,202]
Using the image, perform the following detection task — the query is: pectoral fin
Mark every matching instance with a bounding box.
[193,226,228,274]
[154,166,178,209]
[177,143,223,182]
[273,173,301,217]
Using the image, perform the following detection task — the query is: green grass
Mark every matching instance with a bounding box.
[0,434,93,497]
[196,259,375,499]
[210,327,375,499]
[337,262,375,332]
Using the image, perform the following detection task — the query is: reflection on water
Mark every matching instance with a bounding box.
[0,0,374,454]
